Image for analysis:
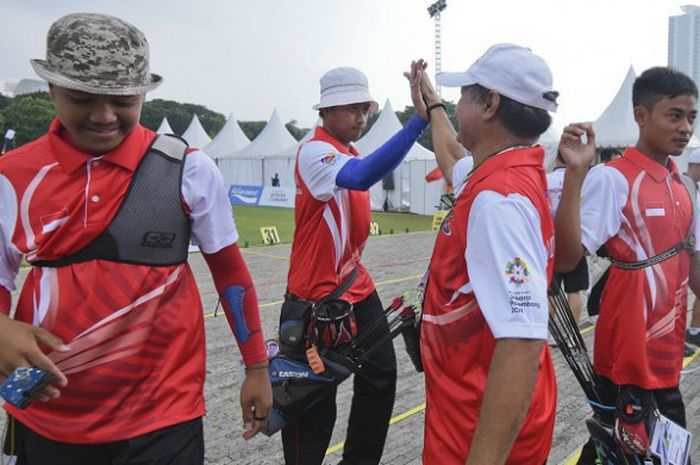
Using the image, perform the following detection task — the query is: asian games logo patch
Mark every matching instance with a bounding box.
[320,152,337,166]
[505,257,530,285]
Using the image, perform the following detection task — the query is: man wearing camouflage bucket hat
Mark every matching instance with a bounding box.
[0,13,271,464]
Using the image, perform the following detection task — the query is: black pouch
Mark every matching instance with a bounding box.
[279,297,312,358]
[311,299,357,349]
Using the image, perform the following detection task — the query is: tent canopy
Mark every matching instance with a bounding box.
[232,109,297,159]
[156,117,173,135]
[204,112,250,158]
[592,66,638,148]
[181,114,212,149]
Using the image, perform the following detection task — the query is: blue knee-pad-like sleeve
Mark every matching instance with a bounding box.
[336,115,428,190]
[221,285,251,343]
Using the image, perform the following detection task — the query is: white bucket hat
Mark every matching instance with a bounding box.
[437,43,558,112]
[313,67,379,112]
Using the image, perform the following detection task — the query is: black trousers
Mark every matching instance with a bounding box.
[577,376,687,465]
[282,290,397,465]
[5,417,204,465]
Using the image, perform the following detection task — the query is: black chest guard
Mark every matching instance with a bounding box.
[34,135,192,268]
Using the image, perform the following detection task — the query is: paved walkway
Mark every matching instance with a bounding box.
[4,231,699,464]
[195,231,700,464]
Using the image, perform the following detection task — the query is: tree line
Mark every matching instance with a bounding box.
[0,92,456,152]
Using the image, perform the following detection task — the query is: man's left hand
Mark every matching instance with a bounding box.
[240,362,273,440]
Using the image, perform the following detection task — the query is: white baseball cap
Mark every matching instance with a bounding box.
[313,67,379,112]
[688,147,700,164]
[437,43,558,112]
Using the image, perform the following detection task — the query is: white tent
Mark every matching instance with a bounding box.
[592,66,638,148]
[263,120,320,187]
[539,124,561,171]
[204,112,250,159]
[588,66,700,172]
[218,109,297,187]
[156,117,173,135]
[354,100,443,214]
[181,114,212,149]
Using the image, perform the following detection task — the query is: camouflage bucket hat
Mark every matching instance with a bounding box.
[31,13,162,95]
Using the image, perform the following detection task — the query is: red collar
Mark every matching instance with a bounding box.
[468,146,545,187]
[620,147,682,183]
[48,118,156,174]
[311,126,360,157]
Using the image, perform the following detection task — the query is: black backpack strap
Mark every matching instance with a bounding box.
[607,241,694,270]
[608,173,697,270]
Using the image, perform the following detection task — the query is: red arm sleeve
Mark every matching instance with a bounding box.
[0,286,10,315]
[202,243,267,366]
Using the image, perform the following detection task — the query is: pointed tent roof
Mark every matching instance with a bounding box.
[354,100,433,160]
[156,117,173,134]
[181,114,212,149]
[592,66,638,148]
[538,124,562,170]
[204,112,250,157]
[269,119,322,159]
[232,109,297,159]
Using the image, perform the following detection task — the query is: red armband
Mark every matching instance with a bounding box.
[203,244,267,365]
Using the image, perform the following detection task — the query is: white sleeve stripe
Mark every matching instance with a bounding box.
[22,162,59,259]
[422,300,478,326]
[323,204,343,271]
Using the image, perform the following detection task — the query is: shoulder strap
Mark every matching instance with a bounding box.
[681,173,697,237]
[318,268,359,304]
[608,174,697,270]
[150,134,188,161]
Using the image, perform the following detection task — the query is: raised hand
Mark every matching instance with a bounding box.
[416,64,441,107]
[559,123,597,171]
[404,59,430,122]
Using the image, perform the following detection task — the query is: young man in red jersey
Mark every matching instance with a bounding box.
[281,66,430,465]
[556,67,698,464]
[411,44,559,465]
[0,13,271,464]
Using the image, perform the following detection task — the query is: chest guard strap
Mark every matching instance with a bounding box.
[34,135,191,267]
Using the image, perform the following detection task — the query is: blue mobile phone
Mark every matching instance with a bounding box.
[0,367,55,409]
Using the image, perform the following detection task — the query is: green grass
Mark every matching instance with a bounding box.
[232,206,434,247]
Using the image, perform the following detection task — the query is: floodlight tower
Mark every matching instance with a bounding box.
[427,0,447,97]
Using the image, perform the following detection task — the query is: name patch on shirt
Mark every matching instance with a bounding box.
[645,202,665,217]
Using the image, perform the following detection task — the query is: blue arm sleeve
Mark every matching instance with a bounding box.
[336,115,428,190]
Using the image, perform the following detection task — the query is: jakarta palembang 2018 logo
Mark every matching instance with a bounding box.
[505,257,530,285]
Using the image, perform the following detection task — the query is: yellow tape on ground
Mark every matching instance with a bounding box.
[325,403,427,456]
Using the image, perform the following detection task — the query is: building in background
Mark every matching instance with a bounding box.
[669,5,700,86]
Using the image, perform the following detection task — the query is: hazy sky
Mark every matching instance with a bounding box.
[0,0,689,130]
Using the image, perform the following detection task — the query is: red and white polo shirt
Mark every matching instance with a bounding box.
[0,118,238,443]
[421,147,556,465]
[580,147,697,388]
[287,126,375,303]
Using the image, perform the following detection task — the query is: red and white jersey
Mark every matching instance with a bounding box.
[0,119,238,443]
[580,147,696,388]
[421,147,556,465]
[287,127,374,303]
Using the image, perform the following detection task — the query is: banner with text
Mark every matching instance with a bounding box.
[228,185,295,208]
